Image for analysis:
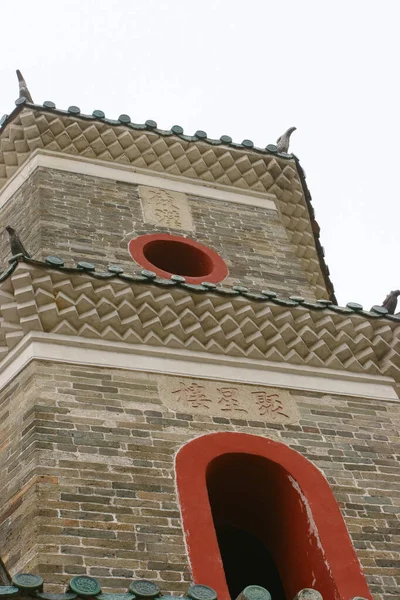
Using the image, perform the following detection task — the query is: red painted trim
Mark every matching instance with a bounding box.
[176,433,371,600]
[128,234,228,284]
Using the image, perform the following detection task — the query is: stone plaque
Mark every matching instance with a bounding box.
[139,185,193,231]
[158,376,299,423]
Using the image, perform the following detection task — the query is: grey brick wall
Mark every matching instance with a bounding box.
[0,168,315,299]
[0,362,399,599]
[0,164,397,600]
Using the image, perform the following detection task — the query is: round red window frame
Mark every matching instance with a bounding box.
[128,233,228,284]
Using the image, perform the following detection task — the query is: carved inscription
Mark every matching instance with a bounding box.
[139,185,194,231]
[251,390,289,418]
[158,376,299,423]
[217,386,248,414]
[172,381,212,408]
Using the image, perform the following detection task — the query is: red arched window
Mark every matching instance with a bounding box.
[176,433,371,600]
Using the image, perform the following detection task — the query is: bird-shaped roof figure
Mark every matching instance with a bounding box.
[0,556,11,585]
[16,69,33,103]
[276,126,297,153]
[381,289,400,315]
[5,226,31,258]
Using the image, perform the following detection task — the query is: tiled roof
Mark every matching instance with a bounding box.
[0,99,301,158]
[0,573,365,600]
[0,99,335,303]
[0,574,217,600]
[0,577,330,600]
[0,255,393,320]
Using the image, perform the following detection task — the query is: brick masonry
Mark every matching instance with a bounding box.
[0,168,315,299]
[0,163,398,600]
[0,361,399,600]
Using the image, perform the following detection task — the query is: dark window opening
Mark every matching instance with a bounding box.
[129,234,229,283]
[206,453,312,600]
[215,525,286,600]
[143,239,214,277]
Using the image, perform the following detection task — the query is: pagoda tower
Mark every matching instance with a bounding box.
[0,83,399,600]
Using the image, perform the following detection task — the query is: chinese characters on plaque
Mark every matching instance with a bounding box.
[158,376,298,423]
[139,186,194,231]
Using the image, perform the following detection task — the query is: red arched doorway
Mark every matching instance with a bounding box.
[175,433,371,600]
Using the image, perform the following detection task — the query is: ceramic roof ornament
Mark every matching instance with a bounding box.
[0,557,11,586]
[293,590,323,600]
[235,585,271,600]
[16,70,33,103]
[380,289,400,314]
[5,226,31,258]
[0,575,218,600]
[276,126,296,153]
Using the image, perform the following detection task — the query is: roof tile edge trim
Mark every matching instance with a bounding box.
[0,258,398,382]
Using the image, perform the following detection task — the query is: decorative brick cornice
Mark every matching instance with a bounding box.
[0,260,399,384]
[0,103,334,301]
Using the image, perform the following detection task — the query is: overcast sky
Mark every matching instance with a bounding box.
[1,0,399,308]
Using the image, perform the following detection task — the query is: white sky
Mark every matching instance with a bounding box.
[1,0,399,308]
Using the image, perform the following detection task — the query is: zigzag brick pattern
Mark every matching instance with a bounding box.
[1,263,399,381]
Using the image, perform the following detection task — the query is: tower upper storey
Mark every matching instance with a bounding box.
[0,100,334,301]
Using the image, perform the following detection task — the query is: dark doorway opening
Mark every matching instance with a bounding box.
[215,525,286,600]
[206,453,304,600]
[177,433,372,600]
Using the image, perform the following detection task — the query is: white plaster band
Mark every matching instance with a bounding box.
[0,149,278,211]
[0,332,397,402]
